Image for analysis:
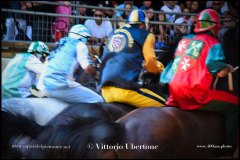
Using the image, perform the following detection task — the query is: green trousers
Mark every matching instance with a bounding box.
[199,100,238,150]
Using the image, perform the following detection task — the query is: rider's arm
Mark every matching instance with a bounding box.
[142,33,164,74]
[26,55,45,75]
[76,42,98,79]
[205,43,232,77]
[216,64,234,77]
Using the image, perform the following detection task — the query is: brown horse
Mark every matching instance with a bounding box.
[116,106,229,159]
[3,103,236,159]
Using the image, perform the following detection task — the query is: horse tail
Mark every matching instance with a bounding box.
[1,111,45,158]
[28,116,125,159]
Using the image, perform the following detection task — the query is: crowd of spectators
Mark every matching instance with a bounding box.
[1,1,239,44]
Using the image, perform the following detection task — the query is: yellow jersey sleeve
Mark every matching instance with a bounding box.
[142,33,164,74]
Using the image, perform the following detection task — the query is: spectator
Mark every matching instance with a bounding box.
[1,2,8,39]
[211,1,222,15]
[84,9,113,45]
[173,19,188,41]
[174,7,190,24]
[220,1,230,15]
[179,1,192,11]
[117,3,133,28]
[20,1,34,40]
[76,1,92,16]
[227,1,239,20]
[190,1,200,14]
[98,1,114,18]
[158,13,167,35]
[218,14,235,42]
[2,41,49,99]
[72,1,89,25]
[146,8,156,33]
[155,13,171,43]
[196,1,206,12]
[146,8,155,21]
[116,1,138,17]
[77,2,88,24]
[208,1,229,15]
[174,7,194,34]
[160,1,182,23]
[2,1,28,41]
[31,2,55,42]
[111,0,119,10]
[52,1,72,42]
[160,1,181,40]
[206,1,213,8]
[139,1,152,11]
[120,3,133,20]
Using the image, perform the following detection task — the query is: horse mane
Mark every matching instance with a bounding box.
[28,116,124,159]
[1,111,45,158]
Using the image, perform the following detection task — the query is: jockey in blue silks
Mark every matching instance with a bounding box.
[98,9,166,107]
[37,24,103,103]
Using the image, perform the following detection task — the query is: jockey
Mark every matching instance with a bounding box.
[2,41,49,99]
[98,9,166,107]
[160,9,238,150]
[36,24,104,103]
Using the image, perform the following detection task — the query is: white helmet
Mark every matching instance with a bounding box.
[68,24,92,43]
[27,41,49,57]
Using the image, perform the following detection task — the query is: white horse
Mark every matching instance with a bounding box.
[2,98,69,125]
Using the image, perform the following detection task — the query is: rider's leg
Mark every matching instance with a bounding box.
[45,86,104,103]
[198,90,238,152]
[101,86,166,107]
